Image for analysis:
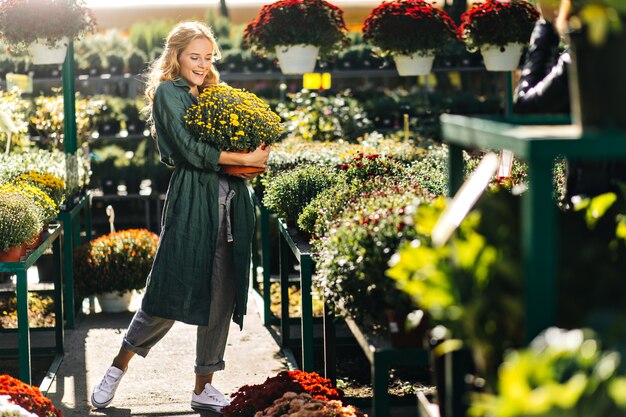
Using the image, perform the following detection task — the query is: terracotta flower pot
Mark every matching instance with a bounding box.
[0,245,23,263]
[221,149,266,175]
[25,229,45,250]
[221,165,265,175]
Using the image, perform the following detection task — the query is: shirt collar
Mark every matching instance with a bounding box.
[172,77,190,90]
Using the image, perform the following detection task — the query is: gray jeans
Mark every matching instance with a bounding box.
[121,191,236,375]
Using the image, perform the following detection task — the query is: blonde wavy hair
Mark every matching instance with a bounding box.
[144,21,222,116]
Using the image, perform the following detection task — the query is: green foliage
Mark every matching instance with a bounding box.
[205,9,232,44]
[298,155,414,237]
[470,327,626,417]
[276,89,371,143]
[408,145,449,196]
[266,133,420,174]
[73,229,159,296]
[29,91,106,148]
[0,190,41,251]
[314,186,428,329]
[558,191,626,338]
[262,165,338,227]
[569,0,626,46]
[387,189,524,382]
[129,19,174,58]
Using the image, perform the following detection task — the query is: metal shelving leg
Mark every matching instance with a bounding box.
[52,238,64,354]
[16,269,31,384]
[85,197,92,242]
[371,352,390,417]
[300,256,314,372]
[524,156,557,341]
[323,300,336,385]
[62,217,75,329]
[279,231,291,347]
[261,207,272,326]
[448,143,465,195]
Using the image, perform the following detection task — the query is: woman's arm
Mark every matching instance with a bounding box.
[219,145,270,168]
[514,20,571,114]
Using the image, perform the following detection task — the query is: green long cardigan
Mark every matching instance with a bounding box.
[141,78,255,328]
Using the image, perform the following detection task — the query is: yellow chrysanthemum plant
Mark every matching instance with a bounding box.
[12,171,66,207]
[0,182,58,225]
[185,84,283,153]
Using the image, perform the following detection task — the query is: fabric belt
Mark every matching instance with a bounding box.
[219,189,236,243]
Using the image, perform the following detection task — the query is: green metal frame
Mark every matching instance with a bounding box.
[58,42,92,329]
[260,205,273,325]
[441,114,626,341]
[57,193,91,329]
[277,219,315,372]
[343,317,429,417]
[0,225,64,386]
[250,194,275,326]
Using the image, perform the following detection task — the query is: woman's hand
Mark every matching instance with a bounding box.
[244,145,271,168]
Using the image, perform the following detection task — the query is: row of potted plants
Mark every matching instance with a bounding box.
[0,170,66,262]
[0,149,90,202]
[241,0,539,75]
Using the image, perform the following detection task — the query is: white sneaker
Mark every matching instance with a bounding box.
[191,383,231,412]
[91,365,126,408]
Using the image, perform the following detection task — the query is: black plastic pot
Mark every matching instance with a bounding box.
[568,21,626,131]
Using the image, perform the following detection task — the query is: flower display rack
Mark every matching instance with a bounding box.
[441,114,626,342]
[0,224,64,389]
[57,192,91,329]
[277,218,317,372]
[250,196,274,326]
[323,312,429,417]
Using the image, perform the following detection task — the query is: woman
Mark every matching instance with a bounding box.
[90,21,270,411]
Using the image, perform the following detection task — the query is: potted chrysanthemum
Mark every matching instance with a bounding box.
[458,0,539,71]
[242,0,350,74]
[0,190,41,262]
[185,84,283,175]
[362,0,458,76]
[73,229,159,312]
[0,0,97,65]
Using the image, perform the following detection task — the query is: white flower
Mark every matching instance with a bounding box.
[0,395,38,417]
[0,104,18,134]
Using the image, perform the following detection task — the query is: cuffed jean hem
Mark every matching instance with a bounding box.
[195,360,226,376]
[122,340,151,358]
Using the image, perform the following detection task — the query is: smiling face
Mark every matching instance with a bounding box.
[178,37,214,95]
